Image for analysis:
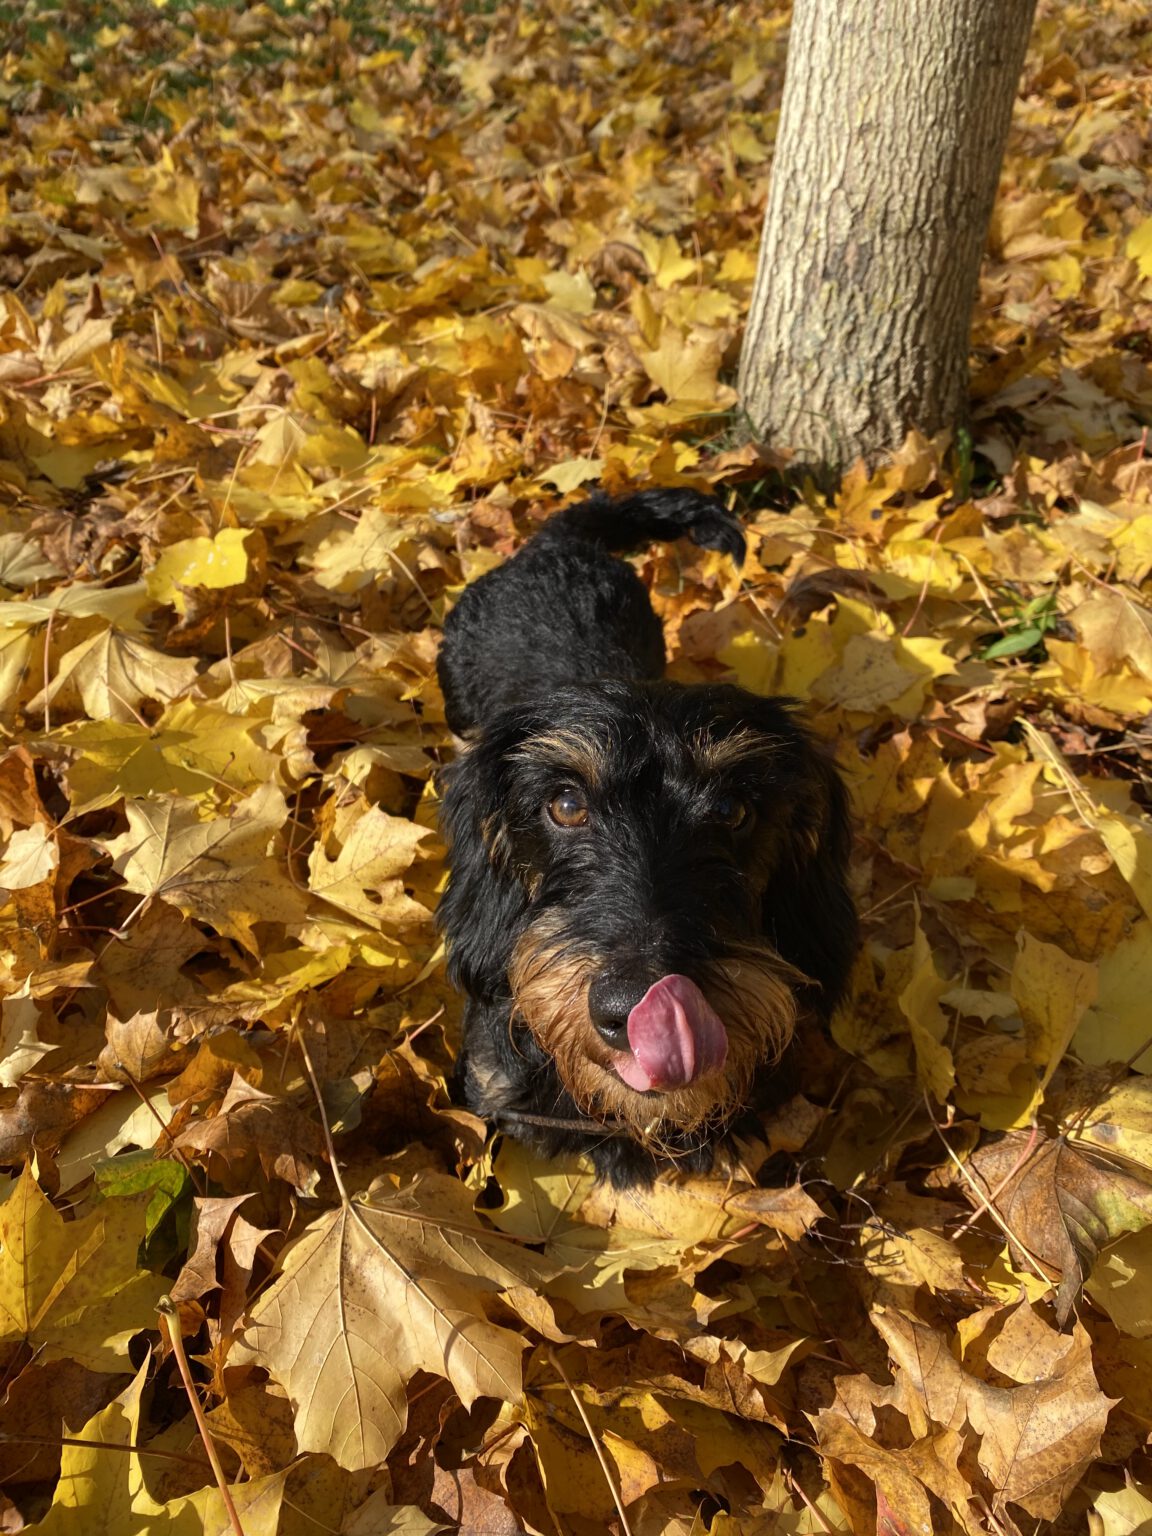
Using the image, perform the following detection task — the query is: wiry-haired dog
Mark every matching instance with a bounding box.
[436,489,856,1186]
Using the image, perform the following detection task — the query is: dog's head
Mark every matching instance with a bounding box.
[438,681,855,1152]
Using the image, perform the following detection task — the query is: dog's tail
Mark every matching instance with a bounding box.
[534,488,745,566]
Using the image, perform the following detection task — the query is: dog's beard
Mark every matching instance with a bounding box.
[508,917,798,1156]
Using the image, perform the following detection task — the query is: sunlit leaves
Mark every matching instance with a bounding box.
[99,785,307,952]
[237,1177,543,1470]
[25,1361,287,1536]
[1,0,1151,1530]
[0,1170,164,1372]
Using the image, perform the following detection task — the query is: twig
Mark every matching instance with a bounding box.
[297,1030,351,1204]
[783,1467,837,1533]
[900,518,948,637]
[547,1348,634,1536]
[925,1095,1051,1287]
[158,1297,246,1536]
[951,1120,1038,1239]
[43,610,55,733]
[0,1432,208,1468]
[386,546,436,619]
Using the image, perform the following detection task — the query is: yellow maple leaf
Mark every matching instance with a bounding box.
[1042,639,1152,719]
[146,150,200,237]
[307,801,433,932]
[819,630,956,718]
[99,784,306,953]
[26,1358,286,1535]
[31,628,197,723]
[0,581,150,630]
[0,1169,163,1372]
[1127,215,1152,280]
[59,704,282,814]
[1074,922,1152,1073]
[897,916,955,1102]
[718,628,777,694]
[540,270,596,313]
[145,528,251,615]
[538,456,605,494]
[236,1173,542,1470]
[0,822,57,890]
[1009,932,1098,1125]
[636,326,734,406]
[635,231,698,289]
[1043,250,1083,298]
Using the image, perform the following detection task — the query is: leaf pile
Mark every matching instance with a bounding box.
[1,1,1152,1531]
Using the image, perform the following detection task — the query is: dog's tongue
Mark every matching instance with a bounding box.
[615,975,728,1092]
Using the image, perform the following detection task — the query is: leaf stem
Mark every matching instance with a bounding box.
[547,1347,634,1536]
[158,1296,247,1536]
[297,1028,351,1205]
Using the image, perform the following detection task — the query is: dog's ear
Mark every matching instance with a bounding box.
[437,724,530,1004]
[732,695,857,1015]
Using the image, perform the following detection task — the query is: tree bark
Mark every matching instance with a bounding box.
[737,0,1037,474]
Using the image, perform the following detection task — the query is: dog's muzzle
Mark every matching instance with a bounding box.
[590,970,729,1092]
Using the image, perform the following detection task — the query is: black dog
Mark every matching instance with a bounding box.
[436,489,856,1186]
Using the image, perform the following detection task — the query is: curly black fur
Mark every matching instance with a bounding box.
[436,489,856,1186]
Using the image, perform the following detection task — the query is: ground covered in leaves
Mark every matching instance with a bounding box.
[1,1,1152,1532]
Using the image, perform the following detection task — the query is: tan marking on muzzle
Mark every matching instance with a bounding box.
[508,917,798,1157]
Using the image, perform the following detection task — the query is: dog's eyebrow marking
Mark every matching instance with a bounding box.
[691,729,779,774]
[516,730,606,787]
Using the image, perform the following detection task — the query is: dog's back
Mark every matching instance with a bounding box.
[438,488,744,736]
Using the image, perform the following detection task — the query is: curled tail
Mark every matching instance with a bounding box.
[535,487,745,566]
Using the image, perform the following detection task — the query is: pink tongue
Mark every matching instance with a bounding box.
[615,975,728,1092]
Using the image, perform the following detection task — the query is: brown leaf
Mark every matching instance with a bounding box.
[0,1080,94,1166]
[99,786,308,955]
[206,1385,298,1482]
[170,1193,254,1304]
[220,1212,278,1336]
[174,1075,326,1195]
[722,1181,827,1241]
[98,1008,183,1084]
[966,1129,1152,1324]
[875,1302,1114,1520]
[0,1358,112,1486]
[236,1173,545,1470]
[0,746,46,837]
[95,900,208,1021]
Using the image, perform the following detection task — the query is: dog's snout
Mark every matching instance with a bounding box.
[588,970,650,1044]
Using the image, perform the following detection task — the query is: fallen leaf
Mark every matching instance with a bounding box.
[966,1128,1152,1324]
[99,785,307,953]
[25,1357,286,1535]
[237,1174,544,1470]
[876,1301,1113,1520]
[0,823,58,890]
[32,628,197,723]
[0,1168,164,1371]
[307,800,433,932]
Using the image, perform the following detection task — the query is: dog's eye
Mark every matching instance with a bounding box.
[548,789,590,828]
[714,793,751,831]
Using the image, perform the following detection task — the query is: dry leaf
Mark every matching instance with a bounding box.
[99,785,307,953]
[237,1174,545,1470]
[0,1169,164,1372]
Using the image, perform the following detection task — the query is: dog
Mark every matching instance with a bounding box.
[436,489,856,1186]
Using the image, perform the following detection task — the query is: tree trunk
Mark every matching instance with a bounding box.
[737,0,1037,474]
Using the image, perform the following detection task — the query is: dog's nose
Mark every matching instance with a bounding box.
[588,971,651,1045]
